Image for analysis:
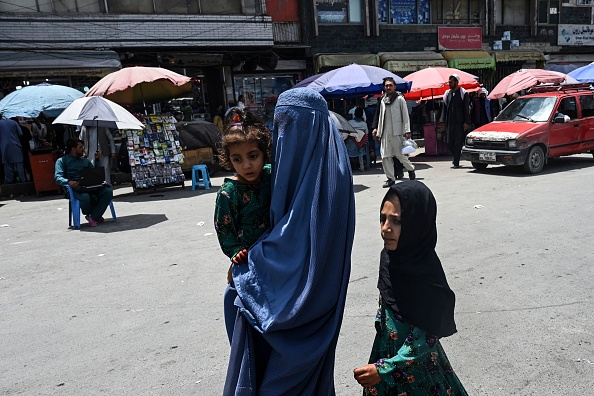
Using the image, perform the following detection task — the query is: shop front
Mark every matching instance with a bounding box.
[0,50,122,94]
[314,53,380,73]
[441,50,496,88]
[233,60,306,124]
[380,52,447,74]
[544,53,594,73]
[489,51,545,91]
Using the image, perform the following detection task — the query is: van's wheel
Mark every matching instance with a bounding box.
[472,162,488,170]
[523,146,545,174]
[591,149,594,159]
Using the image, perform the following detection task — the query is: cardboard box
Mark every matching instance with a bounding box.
[182,147,214,171]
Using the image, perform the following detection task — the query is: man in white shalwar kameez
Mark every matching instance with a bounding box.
[371,77,415,188]
[80,126,116,185]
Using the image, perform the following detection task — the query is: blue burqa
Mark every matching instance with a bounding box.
[224,88,356,395]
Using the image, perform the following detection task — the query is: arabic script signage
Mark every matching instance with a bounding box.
[558,24,594,46]
[438,27,483,50]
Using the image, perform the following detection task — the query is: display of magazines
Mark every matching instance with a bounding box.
[122,115,185,191]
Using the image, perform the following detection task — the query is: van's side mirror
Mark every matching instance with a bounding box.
[553,114,567,123]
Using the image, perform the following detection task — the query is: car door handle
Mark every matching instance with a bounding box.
[574,123,580,127]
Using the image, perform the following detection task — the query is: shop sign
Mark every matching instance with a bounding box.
[558,24,594,46]
[438,27,483,50]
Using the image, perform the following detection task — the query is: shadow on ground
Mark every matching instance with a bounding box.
[465,155,594,177]
[76,213,168,233]
[115,186,216,202]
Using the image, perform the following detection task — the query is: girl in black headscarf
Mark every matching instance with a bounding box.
[354,181,468,395]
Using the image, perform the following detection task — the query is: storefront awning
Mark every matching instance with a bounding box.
[492,51,546,63]
[380,52,447,72]
[0,50,122,78]
[314,53,380,73]
[545,54,593,65]
[441,51,495,70]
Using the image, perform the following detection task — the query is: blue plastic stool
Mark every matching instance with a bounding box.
[65,184,117,229]
[191,164,211,190]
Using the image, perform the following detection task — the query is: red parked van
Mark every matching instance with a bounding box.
[462,85,594,173]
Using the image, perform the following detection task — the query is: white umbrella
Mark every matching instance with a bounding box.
[329,110,356,133]
[53,96,144,130]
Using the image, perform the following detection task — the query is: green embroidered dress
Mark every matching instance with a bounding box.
[363,300,468,396]
[214,164,272,260]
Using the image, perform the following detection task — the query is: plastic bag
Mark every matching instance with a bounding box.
[402,138,418,155]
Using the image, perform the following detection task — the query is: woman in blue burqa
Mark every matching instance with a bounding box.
[224,88,356,395]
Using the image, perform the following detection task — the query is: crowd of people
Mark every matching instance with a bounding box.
[0,113,75,184]
[330,75,516,184]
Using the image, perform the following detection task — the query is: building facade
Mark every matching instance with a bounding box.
[0,0,306,120]
[2,0,594,116]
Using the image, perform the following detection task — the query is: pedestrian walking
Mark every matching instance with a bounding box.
[440,74,470,168]
[372,77,416,187]
[223,88,355,395]
[354,181,468,396]
[471,87,495,129]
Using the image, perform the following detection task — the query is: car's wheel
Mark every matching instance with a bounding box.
[523,146,545,174]
[472,162,488,170]
[591,149,594,159]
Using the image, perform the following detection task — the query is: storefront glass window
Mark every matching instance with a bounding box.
[317,0,362,23]
[432,0,483,24]
[379,0,431,24]
[233,76,297,124]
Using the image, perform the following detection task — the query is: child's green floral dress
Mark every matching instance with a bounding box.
[214,164,271,260]
[363,300,468,396]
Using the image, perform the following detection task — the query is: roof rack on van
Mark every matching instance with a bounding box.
[528,83,593,94]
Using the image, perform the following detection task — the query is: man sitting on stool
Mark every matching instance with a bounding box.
[54,138,113,227]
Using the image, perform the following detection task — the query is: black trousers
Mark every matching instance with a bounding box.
[447,123,465,166]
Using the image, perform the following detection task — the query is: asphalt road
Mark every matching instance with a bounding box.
[1,151,593,395]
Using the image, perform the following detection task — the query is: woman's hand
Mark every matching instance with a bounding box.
[232,249,248,265]
[353,364,382,388]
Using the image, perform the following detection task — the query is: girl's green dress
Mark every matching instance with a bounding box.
[363,300,468,396]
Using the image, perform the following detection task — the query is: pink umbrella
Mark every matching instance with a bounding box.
[488,69,579,99]
[85,66,192,105]
[403,67,480,101]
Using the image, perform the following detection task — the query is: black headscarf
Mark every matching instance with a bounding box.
[377,181,457,338]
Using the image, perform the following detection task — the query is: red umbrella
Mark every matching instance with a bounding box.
[403,67,480,101]
[488,69,578,100]
[85,66,192,105]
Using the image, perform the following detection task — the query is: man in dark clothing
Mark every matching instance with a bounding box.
[471,87,495,129]
[0,116,26,183]
[440,74,470,168]
[54,138,113,227]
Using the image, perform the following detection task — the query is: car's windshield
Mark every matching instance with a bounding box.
[495,97,557,122]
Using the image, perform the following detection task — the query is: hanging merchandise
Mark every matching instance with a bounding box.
[122,115,185,193]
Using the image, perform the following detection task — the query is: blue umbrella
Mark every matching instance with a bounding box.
[0,83,83,118]
[568,62,594,82]
[293,63,411,98]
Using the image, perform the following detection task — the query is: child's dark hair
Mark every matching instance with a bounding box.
[218,108,272,170]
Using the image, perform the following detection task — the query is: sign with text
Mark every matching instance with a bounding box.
[438,27,483,50]
[558,24,594,46]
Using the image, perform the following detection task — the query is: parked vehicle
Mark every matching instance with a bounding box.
[462,85,594,173]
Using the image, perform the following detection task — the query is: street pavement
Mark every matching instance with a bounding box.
[1,151,594,395]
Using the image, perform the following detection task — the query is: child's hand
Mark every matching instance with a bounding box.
[353,364,382,388]
[232,249,248,265]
